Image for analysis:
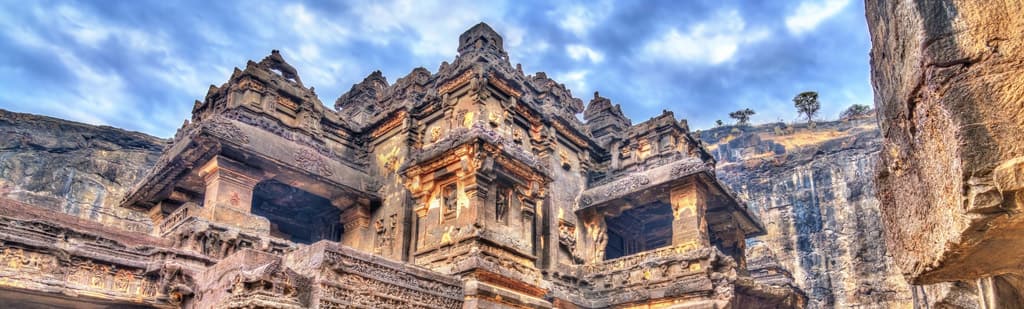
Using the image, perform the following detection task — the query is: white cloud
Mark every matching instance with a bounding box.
[282,4,352,43]
[785,0,850,35]
[350,0,513,57]
[641,10,769,65]
[555,70,590,95]
[566,44,604,63]
[51,5,170,53]
[553,2,612,38]
[503,25,525,48]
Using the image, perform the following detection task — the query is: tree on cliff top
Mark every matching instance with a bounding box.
[793,91,820,124]
[728,108,755,126]
[840,104,873,119]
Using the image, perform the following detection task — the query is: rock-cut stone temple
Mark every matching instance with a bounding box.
[0,23,806,308]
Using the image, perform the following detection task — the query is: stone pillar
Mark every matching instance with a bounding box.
[197,155,269,233]
[669,181,709,249]
[338,197,372,250]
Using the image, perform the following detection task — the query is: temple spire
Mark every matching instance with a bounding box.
[457,22,506,57]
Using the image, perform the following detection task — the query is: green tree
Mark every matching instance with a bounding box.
[715,119,724,127]
[840,104,873,119]
[793,91,820,123]
[728,108,755,126]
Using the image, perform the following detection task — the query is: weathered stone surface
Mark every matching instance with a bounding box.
[702,117,912,308]
[0,109,164,232]
[702,115,1024,308]
[0,23,804,308]
[866,0,1024,288]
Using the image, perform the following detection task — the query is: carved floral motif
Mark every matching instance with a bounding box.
[438,70,474,95]
[204,118,250,145]
[294,147,334,176]
[488,76,522,97]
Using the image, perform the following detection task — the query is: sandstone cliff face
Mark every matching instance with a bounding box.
[0,109,164,232]
[866,0,1024,285]
[701,117,913,308]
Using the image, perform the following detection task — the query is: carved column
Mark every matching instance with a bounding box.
[197,155,270,233]
[669,181,710,249]
[337,197,372,250]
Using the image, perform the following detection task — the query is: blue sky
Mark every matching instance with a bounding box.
[0,0,871,138]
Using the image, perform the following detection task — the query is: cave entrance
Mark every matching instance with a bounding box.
[252,180,342,244]
[604,201,673,260]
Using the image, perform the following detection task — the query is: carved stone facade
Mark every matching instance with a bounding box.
[0,23,804,308]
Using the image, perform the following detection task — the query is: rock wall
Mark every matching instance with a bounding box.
[865,0,1024,285]
[701,117,912,308]
[865,0,1024,307]
[701,116,1024,308]
[0,109,164,232]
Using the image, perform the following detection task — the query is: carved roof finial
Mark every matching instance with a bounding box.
[458,22,505,56]
[257,50,303,87]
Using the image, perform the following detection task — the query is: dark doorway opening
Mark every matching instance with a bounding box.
[604,201,673,260]
[252,180,342,244]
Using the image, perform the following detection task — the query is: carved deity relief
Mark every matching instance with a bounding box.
[301,111,322,134]
[620,145,632,159]
[560,149,571,170]
[0,247,56,273]
[594,230,607,263]
[430,127,442,142]
[659,135,674,152]
[495,186,510,223]
[460,110,474,128]
[638,140,652,160]
[276,95,298,111]
[513,128,523,144]
[229,192,241,207]
[488,110,501,127]
[455,110,467,127]
[379,146,401,173]
[374,217,390,254]
[443,183,458,219]
[558,220,577,254]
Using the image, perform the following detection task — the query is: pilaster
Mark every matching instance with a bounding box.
[669,181,710,249]
[196,155,270,233]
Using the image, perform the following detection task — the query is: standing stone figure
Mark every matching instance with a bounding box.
[495,187,509,222]
[443,184,458,216]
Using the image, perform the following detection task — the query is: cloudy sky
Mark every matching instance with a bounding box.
[0,0,871,138]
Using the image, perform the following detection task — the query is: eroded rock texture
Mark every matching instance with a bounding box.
[0,109,163,232]
[702,117,913,308]
[703,114,1024,308]
[866,0,1024,292]
[865,1,1024,307]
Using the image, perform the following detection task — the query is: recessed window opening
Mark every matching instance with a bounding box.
[604,201,673,260]
[252,180,342,244]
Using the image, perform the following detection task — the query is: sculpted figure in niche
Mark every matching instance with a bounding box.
[558,222,577,254]
[594,231,607,263]
[374,219,386,253]
[560,149,571,170]
[443,184,458,216]
[430,127,442,142]
[660,135,673,152]
[496,186,510,222]
[638,140,652,159]
[488,110,501,127]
